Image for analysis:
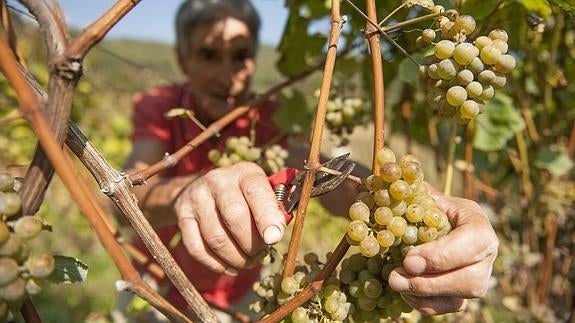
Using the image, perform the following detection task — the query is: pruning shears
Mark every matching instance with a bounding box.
[268,153,356,223]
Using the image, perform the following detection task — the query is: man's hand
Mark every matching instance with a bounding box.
[388,190,499,315]
[175,162,286,275]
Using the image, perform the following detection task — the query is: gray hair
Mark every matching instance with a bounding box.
[175,0,261,60]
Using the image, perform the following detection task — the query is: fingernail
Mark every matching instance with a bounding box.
[263,225,283,245]
[224,267,238,276]
[404,255,426,275]
[388,271,410,292]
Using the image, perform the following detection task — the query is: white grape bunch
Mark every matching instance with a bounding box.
[342,148,451,320]
[418,6,516,124]
[325,95,370,138]
[207,136,289,175]
[0,172,55,321]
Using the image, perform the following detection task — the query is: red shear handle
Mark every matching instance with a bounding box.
[268,168,298,224]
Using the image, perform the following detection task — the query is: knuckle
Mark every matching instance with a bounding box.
[205,233,229,253]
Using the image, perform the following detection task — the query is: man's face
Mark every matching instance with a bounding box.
[180,17,256,121]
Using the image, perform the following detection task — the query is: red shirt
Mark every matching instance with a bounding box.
[130,83,282,309]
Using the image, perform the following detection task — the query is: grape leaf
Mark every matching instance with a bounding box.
[521,0,552,17]
[473,93,525,151]
[534,146,574,177]
[398,53,423,87]
[549,0,575,14]
[47,255,88,284]
[460,0,503,20]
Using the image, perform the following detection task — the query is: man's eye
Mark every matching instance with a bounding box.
[233,49,252,62]
[199,48,218,61]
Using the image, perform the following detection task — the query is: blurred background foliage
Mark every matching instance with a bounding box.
[0,0,574,322]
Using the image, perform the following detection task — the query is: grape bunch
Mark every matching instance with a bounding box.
[0,172,55,321]
[418,6,516,123]
[250,252,352,322]
[325,96,370,137]
[341,148,451,319]
[207,136,289,175]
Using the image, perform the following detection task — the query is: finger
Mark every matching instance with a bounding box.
[208,169,267,257]
[188,182,251,269]
[236,162,286,245]
[402,204,498,275]
[388,256,495,298]
[178,216,237,276]
[401,294,467,315]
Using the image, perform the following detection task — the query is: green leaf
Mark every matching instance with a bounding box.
[521,0,552,17]
[398,53,423,87]
[474,93,525,151]
[549,0,575,14]
[460,0,503,20]
[47,255,89,284]
[273,90,313,136]
[535,146,574,177]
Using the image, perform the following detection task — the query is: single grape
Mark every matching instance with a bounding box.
[465,81,483,99]
[363,278,383,299]
[468,56,485,74]
[474,36,492,51]
[488,29,509,42]
[280,276,298,295]
[454,15,476,35]
[427,63,440,79]
[387,216,407,237]
[494,54,516,73]
[347,280,363,297]
[375,148,396,167]
[491,38,509,54]
[364,175,384,192]
[348,201,371,222]
[491,72,507,88]
[423,208,445,227]
[324,295,340,314]
[0,193,21,218]
[0,235,22,257]
[357,293,378,312]
[421,29,436,43]
[434,40,455,59]
[418,226,439,243]
[405,204,424,223]
[376,229,395,248]
[437,59,458,80]
[479,84,495,101]
[459,100,481,119]
[401,161,423,184]
[478,69,496,84]
[339,269,356,285]
[380,162,402,183]
[0,222,8,246]
[25,254,55,278]
[452,42,479,65]
[390,200,408,216]
[416,36,428,49]
[402,225,419,244]
[359,235,380,257]
[374,207,393,226]
[0,173,13,192]
[389,180,411,201]
[480,45,502,65]
[347,220,369,242]
[432,5,445,15]
[0,257,19,286]
[446,85,467,106]
[0,277,25,303]
[13,216,43,240]
[456,69,474,86]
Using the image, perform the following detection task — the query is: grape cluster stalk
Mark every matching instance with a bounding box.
[418,6,516,123]
[207,135,289,175]
[0,172,55,321]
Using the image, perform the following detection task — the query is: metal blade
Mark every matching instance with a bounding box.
[311,161,355,197]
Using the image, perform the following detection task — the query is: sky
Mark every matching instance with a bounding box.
[12,0,289,46]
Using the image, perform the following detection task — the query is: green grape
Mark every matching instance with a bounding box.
[303,252,319,266]
[228,153,242,164]
[459,100,480,119]
[432,5,445,15]
[359,235,380,257]
[380,162,402,183]
[207,149,221,163]
[0,235,22,257]
[0,192,21,218]
[366,256,383,275]
[280,276,298,295]
[0,278,25,303]
[0,173,13,192]
[488,29,509,42]
[376,229,395,248]
[390,200,408,216]
[387,216,407,237]
[401,161,423,184]
[474,36,492,51]
[434,40,455,59]
[423,208,444,227]
[480,45,502,65]
[405,204,424,223]
[479,84,495,101]
[465,81,483,98]
[456,69,474,86]
[491,38,508,54]
[25,278,44,295]
[341,105,355,121]
[491,72,507,88]
[422,29,436,43]
[478,69,496,84]
[324,295,340,314]
[0,257,19,286]
[373,189,391,207]
[454,15,476,35]
[437,59,458,80]
[363,278,383,299]
[25,254,55,278]
[402,226,419,245]
[237,136,251,147]
[13,216,43,240]
[494,54,516,73]
[348,280,362,297]
[357,293,377,311]
[225,136,239,150]
[0,222,8,246]
[427,63,440,79]
[446,85,467,106]
[364,175,384,191]
[339,269,355,285]
[389,180,411,201]
[348,201,371,222]
[418,226,439,243]
[375,148,396,167]
[347,220,369,242]
[331,307,349,321]
[468,56,485,74]
[452,43,478,65]
[374,207,393,226]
